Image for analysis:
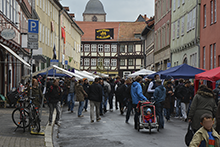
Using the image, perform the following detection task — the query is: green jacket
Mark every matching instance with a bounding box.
[189,127,220,147]
[188,88,217,131]
[28,86,43,107]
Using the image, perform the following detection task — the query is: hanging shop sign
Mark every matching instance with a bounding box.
[1,29,16,40]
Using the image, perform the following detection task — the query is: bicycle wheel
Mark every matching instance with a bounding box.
[36,115,41,132]
[29,110,41,132]
[22,109,30,129]
[12,108,22,128]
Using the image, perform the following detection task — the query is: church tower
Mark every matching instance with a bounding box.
[83,0,106,22]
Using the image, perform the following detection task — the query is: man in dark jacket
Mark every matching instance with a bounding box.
[153,79,166,129]
[48,79,61,126]
[213,84,220,105]
[109,78,115,112]
[88,78,103,123]
[83,78,90,112]
[67,76,76,113]
[174,79,184,118]
[178,81,191,122]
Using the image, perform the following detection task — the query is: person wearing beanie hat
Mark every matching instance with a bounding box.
[144,108,153,123]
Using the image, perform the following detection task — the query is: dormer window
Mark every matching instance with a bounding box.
[92,16,97,22]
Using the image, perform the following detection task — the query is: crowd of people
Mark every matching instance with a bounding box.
[24,73,220,146]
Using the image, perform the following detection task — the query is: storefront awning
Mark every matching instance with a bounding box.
[0,43,30,67]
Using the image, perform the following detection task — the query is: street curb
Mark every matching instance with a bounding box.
[45,110,56,147]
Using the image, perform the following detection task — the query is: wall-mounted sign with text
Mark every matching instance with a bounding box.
[95,28,114,40]
[1,29,16,40]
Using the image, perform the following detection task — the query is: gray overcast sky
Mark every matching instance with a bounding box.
[60,0,155,22]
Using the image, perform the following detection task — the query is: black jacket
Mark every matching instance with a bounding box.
[48,84,61,103]
[175,84,190,103]
[88,83,102,102]
[83,83,90,99]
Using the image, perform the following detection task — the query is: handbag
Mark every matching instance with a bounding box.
[185,122,194,146]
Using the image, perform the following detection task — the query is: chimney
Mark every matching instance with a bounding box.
[69,13,75,20]
[144,14,147,19]
[63,7,70,11]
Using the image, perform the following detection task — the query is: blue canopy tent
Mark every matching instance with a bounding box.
[147,64,205,79]
[37,69,67,77]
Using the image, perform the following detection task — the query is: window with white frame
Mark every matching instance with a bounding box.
[128,59,133,66]
[81,45,83,52]
[128,45,133,53]
[39,23,42,41]
[203,46,206,69]
[104,58,110,66]
[211,0,214,24]
[189,10,193,30]
[42,25,44,43]
[98,44,103,52]
[84,58,90,66]
[111,44,117,52]
[181,16,184,35]
[204,5,207,27]
[172,22,175,40]
[80,59,83,66]
[91,44,97,52]
[167,24,169,45]
[120,45,125,52]
[84,44,90,52]
[214,0,217,23]
[177,19,180,38]
[111,59,117,67]
[104,44,110,52]
[192,8,196,29]
[187,12,190,31]
[120,59,125,66]
[173,0,176,11]
[214,43,216,68]
[91,59,96,66]
[210,44,213,69]
[98,58,103,66]
[48,29,50,46]
[190,53,197,67]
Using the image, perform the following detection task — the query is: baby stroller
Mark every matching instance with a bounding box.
[136,101,159,133]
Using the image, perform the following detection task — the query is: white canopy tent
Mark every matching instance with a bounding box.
[82,71,99,78]
[52,65,83,80]
[73,70,95,81]
[127,69,156,78]
[95,72,109,78]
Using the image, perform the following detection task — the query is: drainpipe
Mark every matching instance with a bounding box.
[58,8,64,67]
[195,0,200,68]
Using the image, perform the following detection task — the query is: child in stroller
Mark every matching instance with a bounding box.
[144,108,154,123]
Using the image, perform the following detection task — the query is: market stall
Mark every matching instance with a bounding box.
[127,69,155,78]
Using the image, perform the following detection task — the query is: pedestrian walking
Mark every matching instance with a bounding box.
[67,76,76,113]
[114,76,122,110]
[174,79,185,118]
[147,74,160,100]
[188,85,217,132]
[164,81,174,122]
[28,78,44,108]
[103,78,111,113]
[109,78,115,112]
[60,77,68,106]
[131,76,148,129]
[83,78,90,112]
[125,78,133,123]
[75,80,88,117]
[99,79,105,115]
[180,81,191,122]
[153,79,166,129]
[117,79,126,115]
[88,78,102,123]
[142,78,151,99]
[47,79,61,126]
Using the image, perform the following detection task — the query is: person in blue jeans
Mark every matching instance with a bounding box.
[67,76,76,113]
[75,80,88,117]
[83,78,90,112]
[131,76,148,129]
[153,79,166,129]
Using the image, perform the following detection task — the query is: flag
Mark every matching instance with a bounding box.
[53,45,56,59]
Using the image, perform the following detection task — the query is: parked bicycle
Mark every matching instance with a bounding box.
[27,96,41,133]
[11,94,29,132]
